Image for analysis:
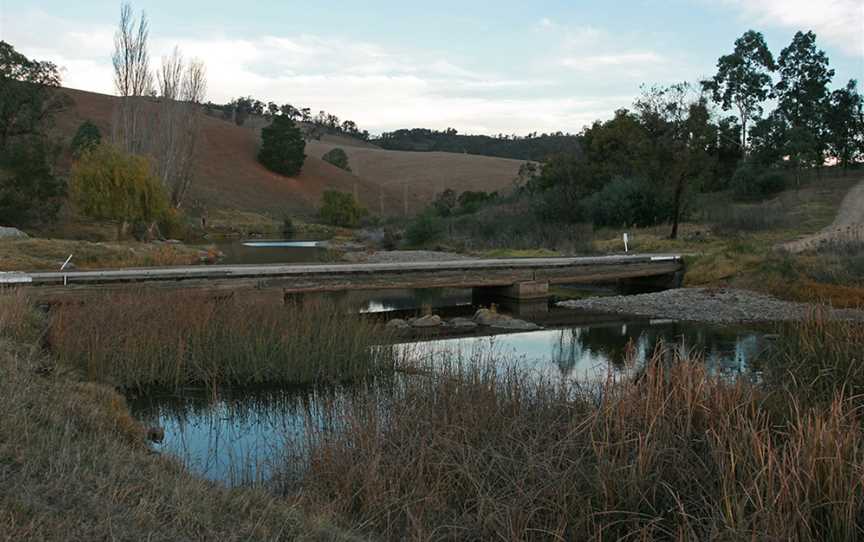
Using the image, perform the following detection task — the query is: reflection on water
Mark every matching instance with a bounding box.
[130,316,765,485]
[209,238,325,265]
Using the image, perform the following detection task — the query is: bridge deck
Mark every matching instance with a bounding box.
[7,254,684,301]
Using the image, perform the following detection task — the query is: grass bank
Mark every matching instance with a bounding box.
[0,290,357,541]
[286,318,864,541]
[48,291,395,391]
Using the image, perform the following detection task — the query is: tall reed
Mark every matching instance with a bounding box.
[49,291,395,390]
[288,347,864,541]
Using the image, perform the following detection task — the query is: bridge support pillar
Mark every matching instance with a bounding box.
[473,280,549,301]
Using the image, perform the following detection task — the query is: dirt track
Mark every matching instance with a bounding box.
[781,177,864,253]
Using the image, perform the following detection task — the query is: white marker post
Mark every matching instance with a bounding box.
[623,233,629,253]
[61,254,73,286]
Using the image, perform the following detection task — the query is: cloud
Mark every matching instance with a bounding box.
[561,52,666,71]
[719,0,864,56]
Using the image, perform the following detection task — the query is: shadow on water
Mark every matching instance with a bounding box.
[129,308,767,485]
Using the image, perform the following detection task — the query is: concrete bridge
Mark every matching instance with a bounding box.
[5,254,685,303]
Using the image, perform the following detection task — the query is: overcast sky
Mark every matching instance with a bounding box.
[2,0,862,135]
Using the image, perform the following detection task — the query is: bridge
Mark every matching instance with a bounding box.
[5,254,685,304]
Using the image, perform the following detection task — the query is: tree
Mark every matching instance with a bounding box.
[71,120,102,157]
[322,147,351,171]
[70,144,169,226]
[826,79,864,168]
[748,111,788,167]
[432,188,457,217]
[635,83,715,239]
[153,46,207,207]
[0,40,65,150]
[319,190,367,228]
[0,41,67,226]
[258,115,306,176]
[775,31,835,164]
[702,30,776,152]
[0,136,65,226]
[112,2,153,154]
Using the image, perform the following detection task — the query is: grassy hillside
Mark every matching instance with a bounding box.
[51,88,526,221]
[305,140,526,215]
[53,88,401,219]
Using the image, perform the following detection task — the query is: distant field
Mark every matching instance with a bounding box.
[306,140,526,215]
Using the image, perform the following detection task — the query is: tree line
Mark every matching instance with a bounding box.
[206,97,371,141]
[522,29,862,239]
[374,128,581,161]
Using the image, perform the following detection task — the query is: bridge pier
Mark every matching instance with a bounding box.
[473,280,549,301]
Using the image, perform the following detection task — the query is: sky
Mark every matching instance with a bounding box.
[1,0,862,136]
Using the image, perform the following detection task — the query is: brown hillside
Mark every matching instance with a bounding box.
[53,88,524,219]
[53,88,400,219]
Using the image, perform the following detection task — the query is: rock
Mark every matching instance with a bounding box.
[386,318,410,329]
[473,308,511,326]
[448,317,478,329]
[0,226,28,240]
[146,426,165,443]
[409,314,442,328]
[489,318,540,331]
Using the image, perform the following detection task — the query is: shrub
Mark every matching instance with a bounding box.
[405,211,445,246]
[70,144,169,224]
[70,120,101,157]
[258,115,306,176]
[732,161,786,199]
[457,190,497,214]
[584,176,671,227]
[431,189,457,217]
[321,147,351,172]
[319,190,367,228]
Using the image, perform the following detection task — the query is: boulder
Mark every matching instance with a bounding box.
[386,318,411,329]
[448,317,478,329]
[489,318,540,331]
[409,314,442,328]
[473,308,511,326]
[0,226,28,240]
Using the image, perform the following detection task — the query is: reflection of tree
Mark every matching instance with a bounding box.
[551,329,581,376]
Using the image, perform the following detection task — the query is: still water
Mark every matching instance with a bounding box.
[130,313,765,485]
[208,238,327,265]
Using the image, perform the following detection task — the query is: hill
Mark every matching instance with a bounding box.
[373,128,581,161]
[52,88,527,220]
[53,88,400,220]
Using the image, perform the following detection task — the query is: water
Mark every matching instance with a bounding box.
[129,313,766,485]
[208,238,326,265]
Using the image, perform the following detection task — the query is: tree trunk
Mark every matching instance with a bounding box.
[669,176,685,240]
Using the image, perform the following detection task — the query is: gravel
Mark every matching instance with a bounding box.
[558,287,864,323]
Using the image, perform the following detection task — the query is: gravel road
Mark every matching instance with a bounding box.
[781,178,864,253]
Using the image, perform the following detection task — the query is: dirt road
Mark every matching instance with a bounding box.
[781,177,864,253]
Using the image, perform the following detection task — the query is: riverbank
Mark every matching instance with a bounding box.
[0,296,357,541]
[558,287,864,323]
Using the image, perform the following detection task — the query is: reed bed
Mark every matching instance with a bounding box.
[288,339,864,541]
[48,291,395,390]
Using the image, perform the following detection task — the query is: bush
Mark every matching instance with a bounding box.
[584,176,671,227]
[258,116,306,176]
[432,189,457,217]
[405,211,445,246]
[0,136,65,226]
[732,161,786,199]
[70,144,169,224]
[319,190,367,228]
[70,120,101,157]
[457,190,497,214]
[321,147,351,172]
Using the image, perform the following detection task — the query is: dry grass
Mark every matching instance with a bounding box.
[48,291,395,390]
[0,291,357,541]
[288,339,864,541]
[0,238,202,272]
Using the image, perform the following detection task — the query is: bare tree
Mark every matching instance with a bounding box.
[153,48,207,208]
[111,1,153,153]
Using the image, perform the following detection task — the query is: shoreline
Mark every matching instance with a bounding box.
[558,287,864,324]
